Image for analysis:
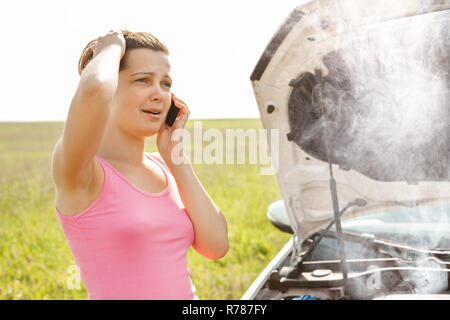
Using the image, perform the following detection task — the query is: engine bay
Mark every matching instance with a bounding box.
[255,234,450,300]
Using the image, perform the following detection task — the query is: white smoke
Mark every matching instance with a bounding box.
[288,3,450,297]
[315,9,450,182]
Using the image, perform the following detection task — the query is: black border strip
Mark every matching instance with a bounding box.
[250,9,304,82]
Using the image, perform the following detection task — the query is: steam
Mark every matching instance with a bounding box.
[328,12,448,179]
[295,9,450,182]
[287,4,450,296]
[330,10,449,295]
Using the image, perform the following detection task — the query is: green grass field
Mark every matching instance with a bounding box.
[0,119,291,300]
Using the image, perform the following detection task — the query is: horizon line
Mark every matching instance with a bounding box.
[0,117,261,124]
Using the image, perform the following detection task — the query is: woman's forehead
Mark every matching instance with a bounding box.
[124,48,170,73]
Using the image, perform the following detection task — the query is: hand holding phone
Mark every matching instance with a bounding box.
[157,93,189,166]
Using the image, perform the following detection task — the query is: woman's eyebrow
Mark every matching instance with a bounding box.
[130,71,172,81]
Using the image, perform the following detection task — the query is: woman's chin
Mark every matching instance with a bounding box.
[141,128,159,138]
[138,123,163,138]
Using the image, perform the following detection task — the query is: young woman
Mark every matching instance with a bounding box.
[51,30,229,300]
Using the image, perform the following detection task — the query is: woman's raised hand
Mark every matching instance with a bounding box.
[92,30,126,60]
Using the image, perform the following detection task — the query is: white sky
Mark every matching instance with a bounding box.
[0,0,307,121]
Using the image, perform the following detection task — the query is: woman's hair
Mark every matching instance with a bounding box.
[77,30,169,76]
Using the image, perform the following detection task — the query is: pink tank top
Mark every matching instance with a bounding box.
[56,152,195,300]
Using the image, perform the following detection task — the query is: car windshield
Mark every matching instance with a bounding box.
[310,205,450,261]
[341,205,450,246]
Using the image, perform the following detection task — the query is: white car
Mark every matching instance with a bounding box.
[242,0,450,300]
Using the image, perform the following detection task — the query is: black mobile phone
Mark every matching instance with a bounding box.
[165,99,180,126]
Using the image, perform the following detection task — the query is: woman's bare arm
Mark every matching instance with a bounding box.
[52,31,125,190]
[168,159,229,260]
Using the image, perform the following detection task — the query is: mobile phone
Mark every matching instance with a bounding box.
[165,98,180,127]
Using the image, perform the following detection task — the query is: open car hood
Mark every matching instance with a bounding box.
[251,0,450,244]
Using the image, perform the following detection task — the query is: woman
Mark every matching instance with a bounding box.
[51,30,229,300]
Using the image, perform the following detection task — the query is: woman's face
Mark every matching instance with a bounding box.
[111,48,172,137]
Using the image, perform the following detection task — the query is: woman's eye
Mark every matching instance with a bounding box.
[136,79,170,88]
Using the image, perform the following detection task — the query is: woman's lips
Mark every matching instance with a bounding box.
[142,110,161,120]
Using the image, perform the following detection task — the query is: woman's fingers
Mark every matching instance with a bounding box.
[172,97,189,116]
[93,30,126,59]
[170,96,190,129]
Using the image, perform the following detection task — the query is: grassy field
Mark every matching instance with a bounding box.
[0,119,291,300]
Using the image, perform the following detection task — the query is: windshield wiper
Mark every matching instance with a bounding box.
[289,228,450,278]
[321,229,450,260]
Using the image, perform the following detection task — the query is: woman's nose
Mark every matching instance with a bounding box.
[149,85,165,102]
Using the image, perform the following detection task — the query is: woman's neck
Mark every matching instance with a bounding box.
[97,122,147,166]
